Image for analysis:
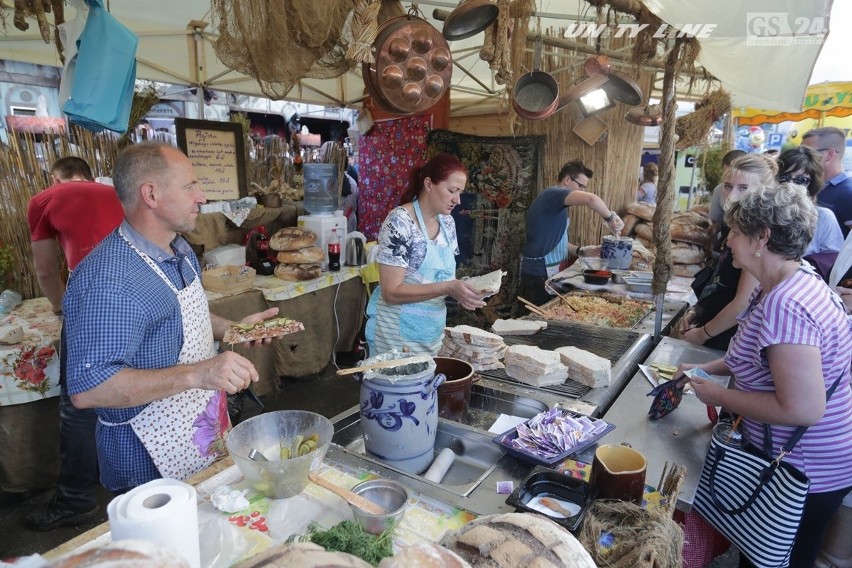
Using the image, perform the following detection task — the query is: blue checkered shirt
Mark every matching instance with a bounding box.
[64,221,201,492]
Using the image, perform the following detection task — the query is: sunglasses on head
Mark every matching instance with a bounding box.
[778,173,811,186]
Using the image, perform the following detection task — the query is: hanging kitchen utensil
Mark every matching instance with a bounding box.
[363,12,453,114]
[603,70,643,106]
[625,105,663,126]
[583,54,612,77]
[442,0,499,41]
[512,35,609,121]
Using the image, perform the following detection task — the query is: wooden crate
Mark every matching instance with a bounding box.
[201,265,256,294]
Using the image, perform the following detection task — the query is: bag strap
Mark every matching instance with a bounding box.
[707,375,844,515]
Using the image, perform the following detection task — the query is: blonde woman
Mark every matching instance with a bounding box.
[679,154,777,350]
[636,162,658,204]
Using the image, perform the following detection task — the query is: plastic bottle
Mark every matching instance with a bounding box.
[328,228,341,272]
[303,163,339,214]
[0,289,23,314]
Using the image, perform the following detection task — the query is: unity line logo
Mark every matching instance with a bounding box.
[746,13,826,46]
[562,22,717,40]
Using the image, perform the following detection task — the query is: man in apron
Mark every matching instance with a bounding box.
[63,143,279,494]
[519,159,624,306]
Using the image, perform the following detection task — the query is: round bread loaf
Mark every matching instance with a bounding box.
[626,201,655,222]
[50,539,190,567]
[274,262,322,281]
[621,213,640,236]
[671,241,707,264]
[378,543,471,568]
[633,221,653,241]
[270,227,317,251]
[277,246,324,264]
[440,512,596,568]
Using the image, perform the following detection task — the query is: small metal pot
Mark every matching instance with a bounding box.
[512,34,560,120]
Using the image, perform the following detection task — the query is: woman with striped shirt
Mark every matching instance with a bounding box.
[678,182,852,568]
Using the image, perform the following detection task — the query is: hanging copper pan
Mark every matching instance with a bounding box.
[603,70,642,106]
[363,15,453,114]
[442,0,499,41]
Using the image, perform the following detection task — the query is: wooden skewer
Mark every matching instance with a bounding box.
[544,281,578,312]
[308,473,387,515]
[336,354,432,376]
[517,296,549,318]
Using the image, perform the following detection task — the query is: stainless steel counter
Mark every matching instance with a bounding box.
[599,336,726,512]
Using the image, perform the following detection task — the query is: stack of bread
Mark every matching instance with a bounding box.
[490,319,547,336]
[503,345,568,387]
[555,346,611,388]
[269,227,323,281]
[622,201,712,277]
[439,325,507,371]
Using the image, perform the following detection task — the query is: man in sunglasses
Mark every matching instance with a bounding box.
[802,126,852,237]
[519,159,624,306]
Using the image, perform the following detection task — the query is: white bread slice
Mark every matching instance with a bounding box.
[464,269,506,298]
[503,345,566,375]
[555,346,611,388]
[0,324,24,345]
[505,364,568,387]
[490,319,547,336]
[444,325,505,348]
[438,337,506,363]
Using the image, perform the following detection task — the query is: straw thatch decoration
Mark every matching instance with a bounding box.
[345,0,381,64]
[578,500,684,568]
[651,38,686,297]
[675,88,732,150]
[117,87,160,148]
[0,126,120,299]
[212,0,353,99]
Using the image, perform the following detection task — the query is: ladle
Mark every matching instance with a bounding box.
[308,473,388,515]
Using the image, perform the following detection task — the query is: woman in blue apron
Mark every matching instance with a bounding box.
[366,153,486,356]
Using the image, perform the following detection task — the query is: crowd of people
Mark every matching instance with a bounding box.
[3,125,851,567]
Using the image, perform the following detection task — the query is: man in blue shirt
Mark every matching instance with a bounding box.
[64,143,278,493]
[803,126,852,237]
[519,159,624,306]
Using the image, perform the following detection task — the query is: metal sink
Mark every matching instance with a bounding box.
[331,410,504,497]
[458,382,550,430]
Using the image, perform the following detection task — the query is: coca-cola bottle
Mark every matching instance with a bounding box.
[328,228,341,272]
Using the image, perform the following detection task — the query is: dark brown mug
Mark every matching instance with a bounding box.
[590,444,647,504]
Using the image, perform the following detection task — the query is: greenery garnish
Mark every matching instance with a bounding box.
[302,520,394,566]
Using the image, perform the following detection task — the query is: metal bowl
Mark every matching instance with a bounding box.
[350,479,409,534]
[226,410,333,498]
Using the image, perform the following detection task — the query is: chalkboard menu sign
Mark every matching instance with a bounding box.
[175,118,247,200]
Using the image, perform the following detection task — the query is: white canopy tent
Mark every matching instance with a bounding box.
[0,0,832,115]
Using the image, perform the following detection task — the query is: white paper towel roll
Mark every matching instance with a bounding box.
[423,448,456,483]
[108,478,201,568]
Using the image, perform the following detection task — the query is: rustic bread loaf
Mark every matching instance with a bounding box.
[444,325,505,348]
[491,319,547,336]
[633,222,653,241]
[233,542,372,568]
[670,242,706,264]
[378,543,472,568]
[625,201,655,222]
[440,512,597,568]
[672,263,702,277]
[689,204,710,217]
[269,227,317,251]
[672,210,711,229]
[50,539,190,567]
[555,346,611,388]
[621,213,640,236]
[670,223,710,247]
[631,241,655,271]
[276,246,324,264]
[274,262,322,281]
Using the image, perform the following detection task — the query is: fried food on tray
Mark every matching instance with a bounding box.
[223,317,304,344]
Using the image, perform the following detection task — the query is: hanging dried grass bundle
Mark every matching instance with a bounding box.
[117,86,160,148]
[675,88,731,149]
[346,0,381,64]
[212,0,352,99]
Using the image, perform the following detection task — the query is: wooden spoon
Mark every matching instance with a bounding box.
[308,473,387,515]
[336,354,432,376]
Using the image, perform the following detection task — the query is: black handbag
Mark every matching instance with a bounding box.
[693,377,843,568]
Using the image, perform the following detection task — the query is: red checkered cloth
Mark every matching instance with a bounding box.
[674,509,731,568]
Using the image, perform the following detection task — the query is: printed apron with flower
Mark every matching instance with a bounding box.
[366,200,456,355]
[101,229,228,481]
